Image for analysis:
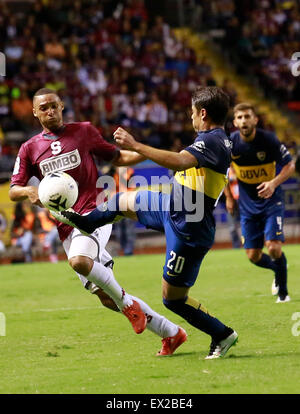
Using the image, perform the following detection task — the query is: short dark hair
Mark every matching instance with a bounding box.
[191,86,230,125]
[33,88,60,99]
[233,102,257,116]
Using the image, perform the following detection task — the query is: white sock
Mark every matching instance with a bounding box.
[87,262,132,310]
[130,295,179,338]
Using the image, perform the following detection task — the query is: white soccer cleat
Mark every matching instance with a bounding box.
[271,279,279,296]
[276,295,291,303]
[205,330,238,359]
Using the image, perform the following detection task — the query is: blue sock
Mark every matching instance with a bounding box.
[87,193,124,227]
[253,253,276,271]
[274,253,288,296]
[163,296,232,342]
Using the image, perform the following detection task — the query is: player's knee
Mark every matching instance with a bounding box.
[246,250,261,263]
[267,244,281,259]
[69,255,93,276]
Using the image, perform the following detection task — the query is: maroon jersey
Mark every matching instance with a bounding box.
[11,122,119,241]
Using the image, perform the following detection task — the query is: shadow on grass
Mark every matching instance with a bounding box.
[227,351,300,359]
[156,351,199,358]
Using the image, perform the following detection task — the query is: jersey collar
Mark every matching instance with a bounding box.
[42,125,66,140]
[198,127,223,134]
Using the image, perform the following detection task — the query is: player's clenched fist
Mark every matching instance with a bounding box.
[26,186,43,207]
[113,127,137,151]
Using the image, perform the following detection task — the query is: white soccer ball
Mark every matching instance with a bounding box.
[38,172,78,212]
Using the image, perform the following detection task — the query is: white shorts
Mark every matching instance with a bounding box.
[62,224,113,292]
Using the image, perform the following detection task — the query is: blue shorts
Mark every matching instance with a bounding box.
[240,204,285,249]
[135,190,209,287]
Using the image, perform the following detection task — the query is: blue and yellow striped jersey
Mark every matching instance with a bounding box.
[169,128,231,248]
[230,128,292,216]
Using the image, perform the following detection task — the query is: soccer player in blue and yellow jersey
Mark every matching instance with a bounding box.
[54,86,238,359]
[225,103,295,303]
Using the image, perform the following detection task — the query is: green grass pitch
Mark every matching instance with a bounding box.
[0,245,300,394]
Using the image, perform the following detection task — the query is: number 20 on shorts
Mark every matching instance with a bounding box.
[167,250,185,274]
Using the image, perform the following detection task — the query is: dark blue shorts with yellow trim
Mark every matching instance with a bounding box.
[135,190,209,287]
[240,203,285,249]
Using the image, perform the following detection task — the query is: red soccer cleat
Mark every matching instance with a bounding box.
[122,300,147,334]
[156,327,187,356]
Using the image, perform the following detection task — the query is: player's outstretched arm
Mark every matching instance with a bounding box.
[113,127,197,171]
[112,150,146,166]
[257,160,295,199]
[9,185,43,206]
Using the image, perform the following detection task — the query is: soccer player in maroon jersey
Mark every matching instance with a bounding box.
[9,88,187,355]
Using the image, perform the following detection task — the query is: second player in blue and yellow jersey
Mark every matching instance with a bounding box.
[225,103,295,303]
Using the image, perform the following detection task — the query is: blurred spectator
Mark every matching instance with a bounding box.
[0,0,220,154]
[0,0,231,180]
[11,201,41,263]
[0,213,7,255]
[200,0,300,105]
[108,165,136,256]
[0,146,16,175]
[295,146,300,175]
[221,78,238,107]
[146,92,168,125]
[44,34,66,59]
[281,130,298,159]
[256,112,275,132]
[11,89,33,126]
[38,209,60,263]
[83,68,108,96]
[5,38,24,62]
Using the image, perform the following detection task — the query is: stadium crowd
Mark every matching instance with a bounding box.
[199,0,300,103]
[2,0,299,178]
[0,0,222,179]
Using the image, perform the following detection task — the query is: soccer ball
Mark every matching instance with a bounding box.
[38,172,78,212]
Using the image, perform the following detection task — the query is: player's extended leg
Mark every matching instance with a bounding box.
[54,192,137,234]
